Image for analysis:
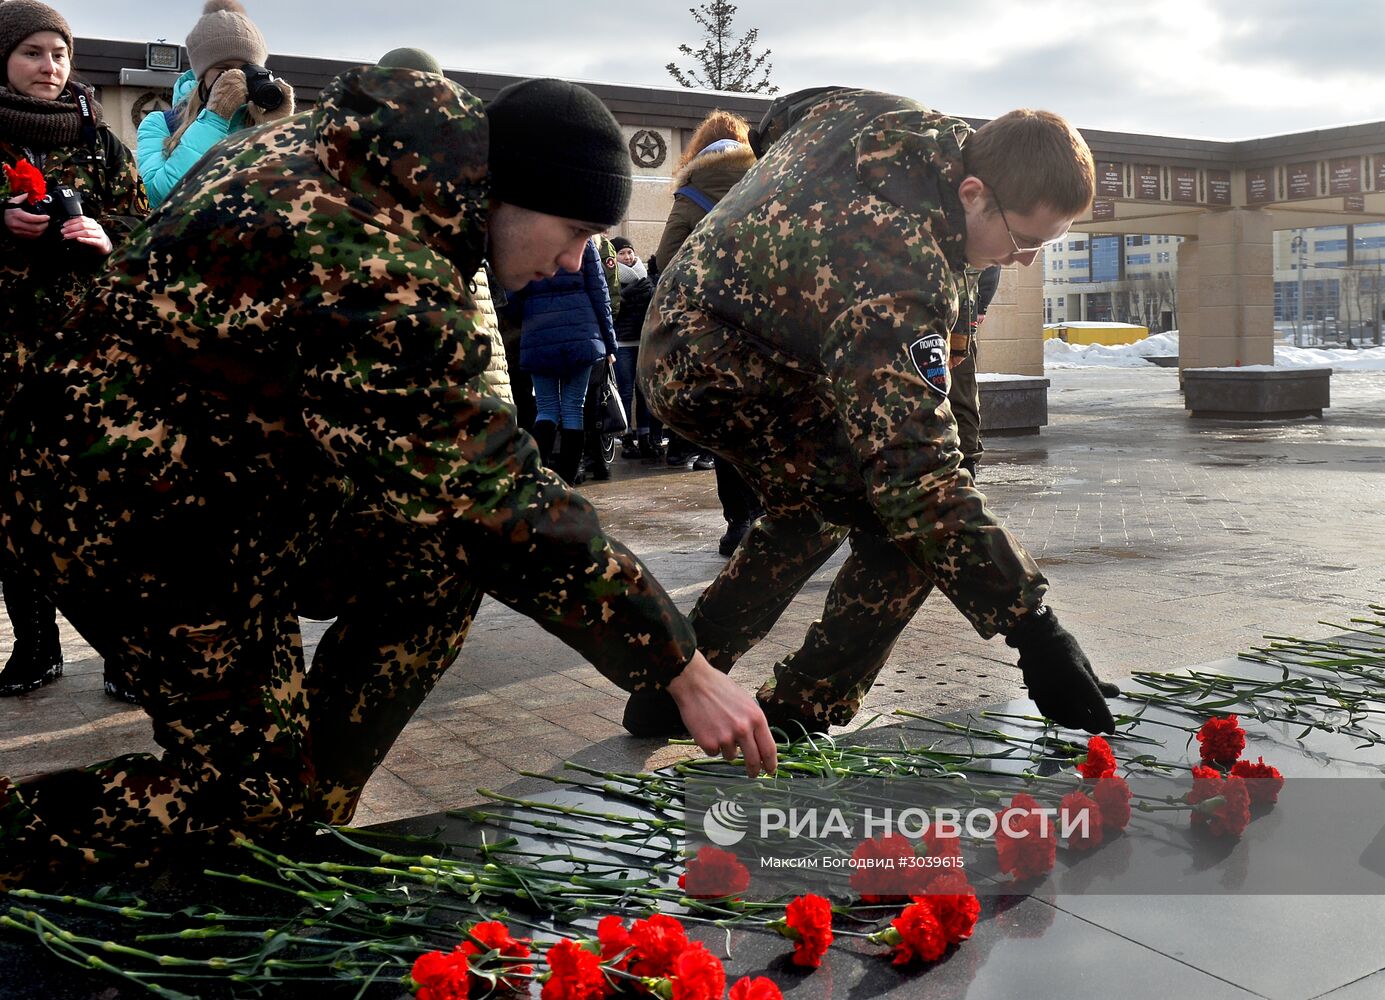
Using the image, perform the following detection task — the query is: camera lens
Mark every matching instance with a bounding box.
[253,83,284,111]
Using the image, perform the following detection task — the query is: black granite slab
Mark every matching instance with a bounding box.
[5,644,1385,999]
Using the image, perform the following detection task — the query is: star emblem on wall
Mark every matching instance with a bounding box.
[629,129,667,169]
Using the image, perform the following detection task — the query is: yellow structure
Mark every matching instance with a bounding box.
[1044,322,1150,346]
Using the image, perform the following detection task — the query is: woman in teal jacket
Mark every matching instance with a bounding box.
[136,0,294,207]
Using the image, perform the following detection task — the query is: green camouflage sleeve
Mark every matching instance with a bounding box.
[600,235,621,317]
[823,285,1047,638]
[95,133,149,243]
[298,283,697,691]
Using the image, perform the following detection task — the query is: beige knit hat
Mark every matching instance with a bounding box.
[185,0,267,79]
[0,0,73,63]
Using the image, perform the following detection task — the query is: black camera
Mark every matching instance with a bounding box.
[38,185,84,224]
[241,63,284,112]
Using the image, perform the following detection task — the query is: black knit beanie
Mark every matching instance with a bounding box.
[486,78,631,228]
[611,236,633,252]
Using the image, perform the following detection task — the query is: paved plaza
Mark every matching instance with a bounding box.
[2,366,1383,827]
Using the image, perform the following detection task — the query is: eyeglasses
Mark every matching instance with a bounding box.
[989,187,1064,255]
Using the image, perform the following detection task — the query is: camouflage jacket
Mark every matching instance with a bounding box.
[10,68,696,689]
[658,89,1045,636]
[0,93,148,404]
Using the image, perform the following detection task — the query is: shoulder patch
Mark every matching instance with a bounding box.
[907,332,950,396]
[605,255,617,270]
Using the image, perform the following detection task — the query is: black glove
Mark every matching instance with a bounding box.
[1006,607,1118,734]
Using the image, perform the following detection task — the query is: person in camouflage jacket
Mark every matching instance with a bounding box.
[0,68,774,886]
[633,87,1118,739]
[0,1,148,699]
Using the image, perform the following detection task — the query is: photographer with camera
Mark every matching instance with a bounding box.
[136,0,294,208]
[0,0,148,699]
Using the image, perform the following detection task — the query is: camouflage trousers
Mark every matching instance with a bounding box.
[640,307,934,728]
[0,470,482,886]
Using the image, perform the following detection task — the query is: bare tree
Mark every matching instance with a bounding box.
[667,2,778,94]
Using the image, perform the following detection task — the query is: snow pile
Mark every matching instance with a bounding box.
[1043,331,1385,370]
[1044,331,1180,368]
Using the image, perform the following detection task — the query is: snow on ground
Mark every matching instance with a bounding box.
[1043,331,1385,371]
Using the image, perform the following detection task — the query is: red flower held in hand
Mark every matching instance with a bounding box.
[679,844,751,899]
[995,793,1057,881]
[850,832,926,902]
[668,941,726,1000]
[3,159,46,205]
[542,938,611,1000]
[411,948,470,1000]
[1092,774,1132,831]
[461,921,533,994]
[627,913,688,980]
[1196,714,1246,765]
[918,870,980,944]
[1059,790,1105,851]
[1230,757,1284,806]
[729,976,783,1000]
[1077,734,1117,781]
[884,898,948,965]
[780,893,833,968]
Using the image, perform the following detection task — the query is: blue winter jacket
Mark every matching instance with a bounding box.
[136,69,251,208]
[515,238,617,376]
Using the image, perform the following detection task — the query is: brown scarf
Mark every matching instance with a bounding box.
[0,82,103,150]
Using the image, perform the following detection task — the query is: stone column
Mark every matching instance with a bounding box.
[1176,239,1200,368]
[1181,209,1274,369]
[978,259,1046,376]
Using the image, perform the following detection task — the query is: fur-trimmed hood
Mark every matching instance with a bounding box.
[671,139,757,188]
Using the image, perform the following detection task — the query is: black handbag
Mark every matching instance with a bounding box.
[595,361,628,434]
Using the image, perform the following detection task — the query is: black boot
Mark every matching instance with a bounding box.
[718,520,753,557]
[0,574,63,697]
[757,695,830,742]
[584,428,611,481]
[623,656,737,738]
[103,660,141,705]
[532,420,557,467]
[556,428,586,485]
[641,435,666,466]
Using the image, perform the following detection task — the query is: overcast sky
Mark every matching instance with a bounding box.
[55,0,1385,140]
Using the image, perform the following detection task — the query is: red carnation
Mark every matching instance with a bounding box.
[3,159,46,206]
[850,832,926,902]
[995,794,1056,881]
[779,893,833,968]
[1092,774,1132,831]
[1059,790,1104,852]
[921,826,963,862]
[885,898,948,965]
[1077,735,1117,781]
[1230,757,1284,806]
[729,976,783,1000]
[918,871,980,944]
[411,948,470,1000]
[595,915,633,971]
[668,941,725,1000]
[1196,715,1246,765]
[1195,773,1252,837]
[679,844,751,899]
[542,938,611,1000]
[461,921,533,994]
[627,913,688,980]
